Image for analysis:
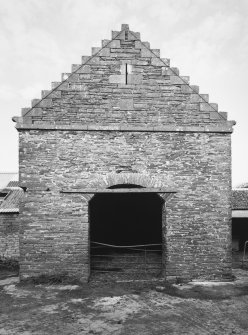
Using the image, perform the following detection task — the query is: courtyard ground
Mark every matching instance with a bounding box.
[1,266,248,334]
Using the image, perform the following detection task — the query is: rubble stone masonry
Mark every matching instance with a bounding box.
[0,214,19,260]
[13,24,235,282]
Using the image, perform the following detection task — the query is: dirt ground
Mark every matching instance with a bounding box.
[1,269,248,335]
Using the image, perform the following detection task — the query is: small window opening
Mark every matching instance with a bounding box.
[125,30,128,40]
[125,64,128,84]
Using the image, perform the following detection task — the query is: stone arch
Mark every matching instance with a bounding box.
[83,173,176,280]
[98,174,173,201]
[89,181,166,280]
[81,173,175,202]
[88,172,164,189]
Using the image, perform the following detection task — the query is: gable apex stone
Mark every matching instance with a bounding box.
[121,23,129,30]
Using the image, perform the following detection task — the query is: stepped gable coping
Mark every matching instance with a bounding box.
[13,23,235,128]
[127,28,226,121]
[18,28,125,119]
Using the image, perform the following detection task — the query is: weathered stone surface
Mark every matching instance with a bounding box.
[109,74,125,84]
[51,82,60,89]
[18,129,233,281]
[31,99,40,107]
[127,74,143,85]
[219,111,228,120]
[21,108,30,116]
[18,32,227,130]
[14,24,235,283]
[31,108,43,117]
[0,214,19,260]
[111,30,125,40]
[135,40,150,49]
[119,98,134,110]
[151,58,170,66]
[141,48,157,58]
[128,31,140,40]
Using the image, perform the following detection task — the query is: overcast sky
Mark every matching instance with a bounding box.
[0,0,247,186]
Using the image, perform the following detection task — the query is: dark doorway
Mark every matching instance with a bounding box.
[89,184,164,280]
[232,218,248,269]
[232,218,248,251]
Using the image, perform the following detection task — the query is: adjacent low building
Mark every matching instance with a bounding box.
[0,181,23,260]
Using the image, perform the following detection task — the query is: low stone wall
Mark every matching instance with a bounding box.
[0,213,19,260]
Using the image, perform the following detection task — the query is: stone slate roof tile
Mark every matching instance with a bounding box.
[0,172,18,189]
[0,182,23,213]
[7,181,19,187]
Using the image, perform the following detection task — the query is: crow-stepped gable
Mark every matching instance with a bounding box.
[13,24,235,282]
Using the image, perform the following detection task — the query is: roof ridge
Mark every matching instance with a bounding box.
[128,30,226,121]
[22,29,126,118]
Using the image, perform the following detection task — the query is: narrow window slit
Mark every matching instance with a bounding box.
[125,64,128,84]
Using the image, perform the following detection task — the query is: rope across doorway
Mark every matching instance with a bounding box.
[90,241,163,279]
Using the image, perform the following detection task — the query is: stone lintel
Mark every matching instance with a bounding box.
[14,122,235,133]
[60,188,177,194]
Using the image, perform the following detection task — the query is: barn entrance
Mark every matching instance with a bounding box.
[89,184,164,280]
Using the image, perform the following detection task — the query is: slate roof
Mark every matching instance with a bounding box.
[0,172,18,189]
[7,181,19,188]
[0,181,23,213]
[232,188,248,210]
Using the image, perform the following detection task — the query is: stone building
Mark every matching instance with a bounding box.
[0,181,23,260]
[12,24,236,282]
[232,188,248,251]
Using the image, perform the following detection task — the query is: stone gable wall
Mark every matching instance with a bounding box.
[15,27,232,129]
[15,25,234,282]
[18,130,232,281]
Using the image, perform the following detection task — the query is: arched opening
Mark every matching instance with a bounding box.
[89,184,164,280]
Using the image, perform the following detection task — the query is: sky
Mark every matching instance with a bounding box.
[0,0,247,186]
